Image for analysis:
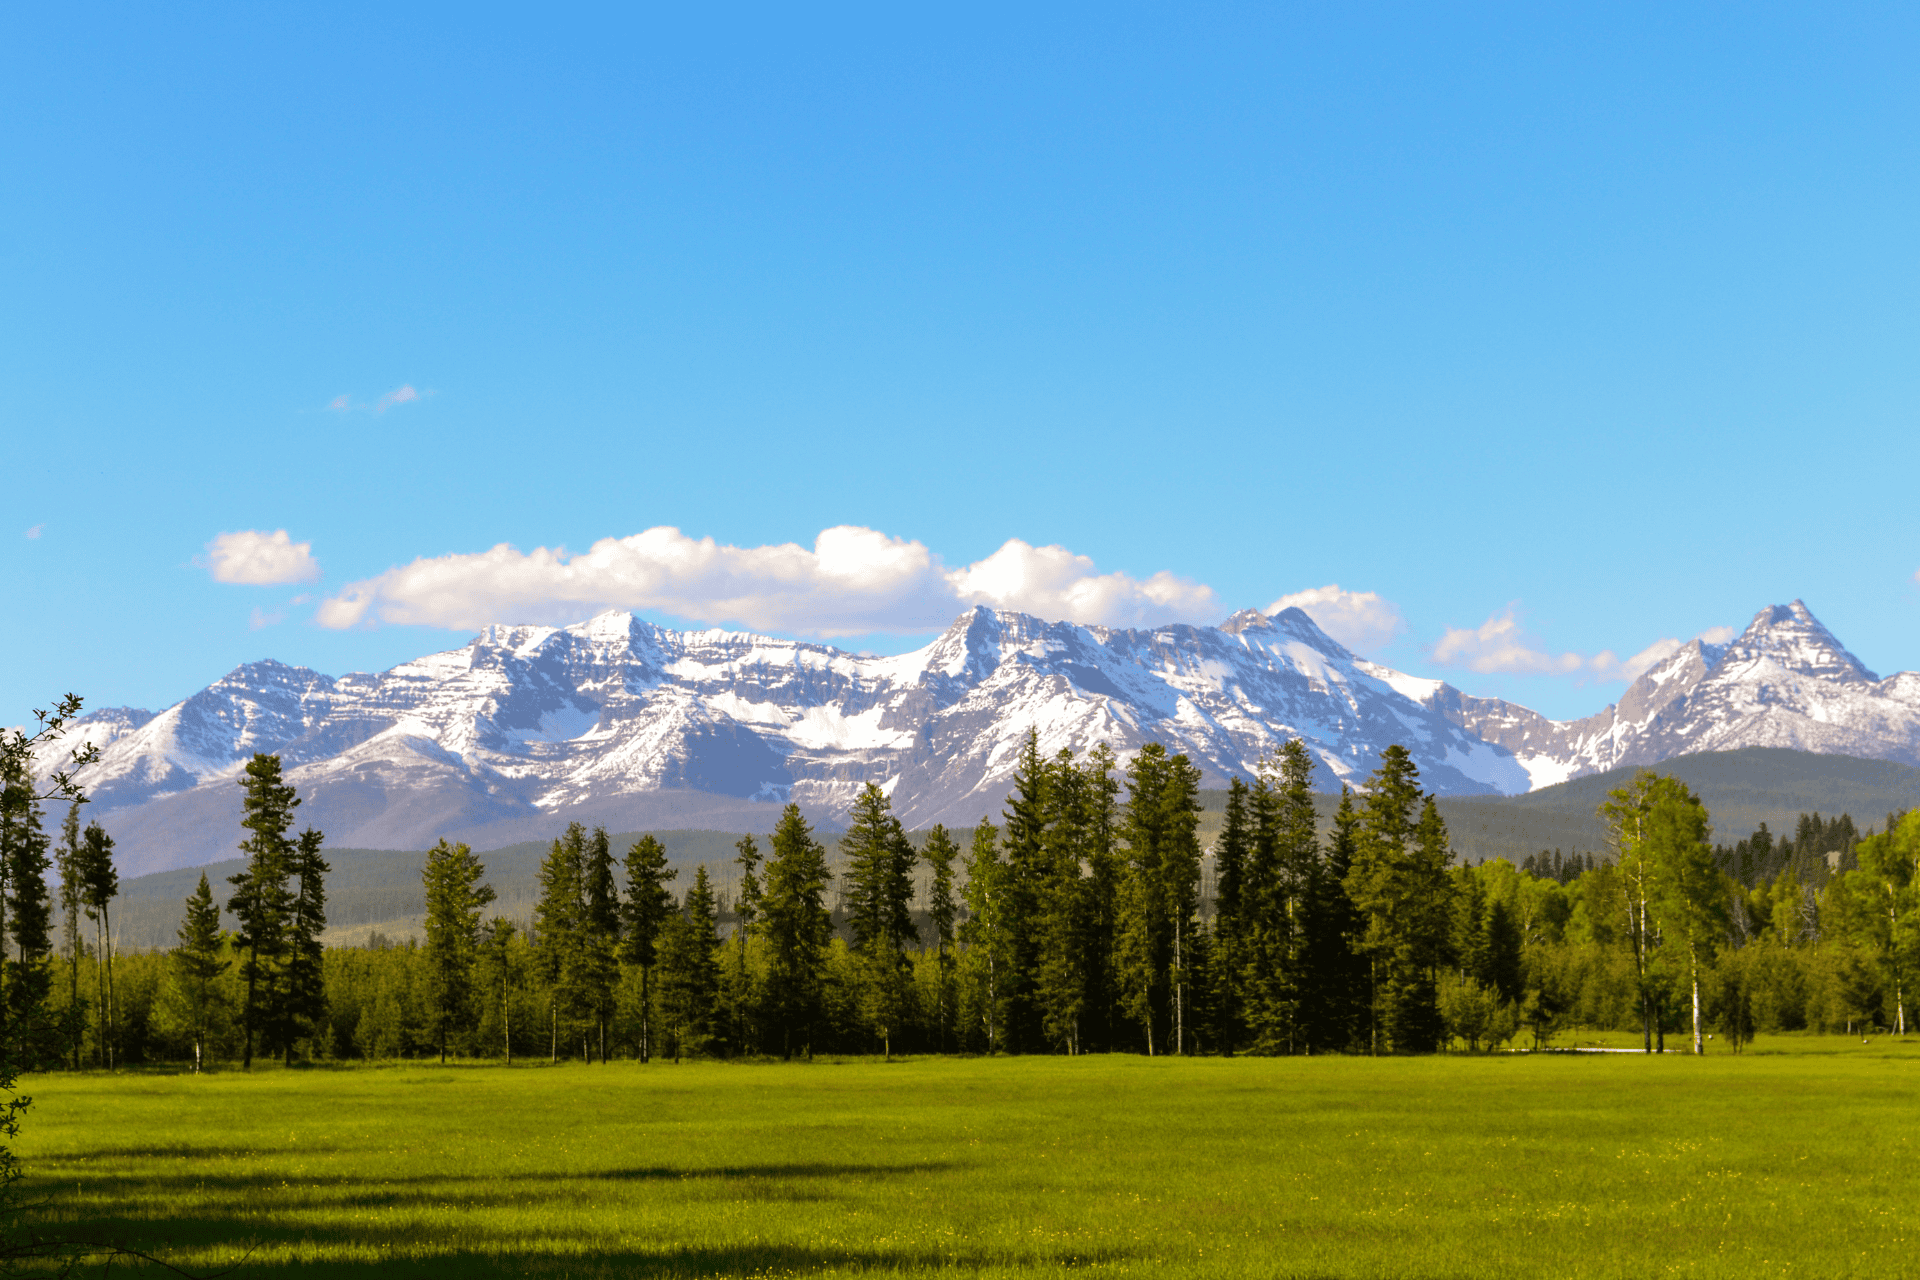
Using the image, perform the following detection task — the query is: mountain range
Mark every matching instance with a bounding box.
[41,599,1920,876]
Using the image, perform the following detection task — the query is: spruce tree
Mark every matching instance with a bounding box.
[654,866,721,1061]
[1116,744,1203,1054]
[727,834,762,1055]
[170,874,230,1072]
[1346,746,1455,1054]
[1483,896,1524,1005]
[922,824,960,1052]
[55,802,85,1070]
[421,838,496,1063]
[581,826,621,1062]
[997,729,1049,1051]
[1300,788,1368,1053]
[282,826,330,1058]
[959,819,1008,1052]
[757,805,831,1060]
[227,753,297,1070]
[619,832,677,1062]
[841,784,918,1059]
[77,821,121,1068]
[1034,749,1093,1054]
[0,761,54,1035]
[534,826,588,1062]
[1209,776,1251,1052]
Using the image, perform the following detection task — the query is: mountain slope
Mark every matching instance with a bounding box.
[57,605,1527,875]
[1422,601,1920,787]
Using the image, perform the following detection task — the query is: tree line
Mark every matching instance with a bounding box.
[6,737,1916,1067]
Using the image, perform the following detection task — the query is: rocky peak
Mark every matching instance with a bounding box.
[1722,600,1876,684]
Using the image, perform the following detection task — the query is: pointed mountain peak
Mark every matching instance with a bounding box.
[1263,606,1354,658]
[1726,600,1876,683]
[1220,607,1275,635]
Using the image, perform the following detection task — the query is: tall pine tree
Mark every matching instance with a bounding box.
[758,805,831,1060]
[619,832,677,1062]
[421,838,496,1063]
[169,874,229,1073]
[227,753,296,1070]
[841,784,919,1059]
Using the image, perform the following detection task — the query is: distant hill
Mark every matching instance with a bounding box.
[111,747,1920,952]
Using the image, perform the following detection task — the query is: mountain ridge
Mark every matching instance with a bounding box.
[42,599,1920,877]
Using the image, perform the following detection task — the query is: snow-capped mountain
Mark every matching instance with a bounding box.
[50,605,1526,874]
[1421,601,1920,786]
[47,598,1920,876]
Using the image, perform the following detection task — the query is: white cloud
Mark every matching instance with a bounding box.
[249,606,287,629]
[203,530,322,586]
[1265,584,1405,654]
[1433,606,1730,683]
[23,524,42,540]
[316,525,1220,635]
[375,384,419,412]
[327,394,351,411]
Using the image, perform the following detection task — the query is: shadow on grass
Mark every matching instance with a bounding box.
[52,1241,1141,1278]
[38,1159,965,1223]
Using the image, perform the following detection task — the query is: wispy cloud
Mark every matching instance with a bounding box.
[375,384,419,412]
[327,394,352,411]
[1265,584,1405,655]
[249,606,287,629]
[202,530,322,586]
[23,525,43,540]
[1433,605,1727,683]
[316,526,1220,635]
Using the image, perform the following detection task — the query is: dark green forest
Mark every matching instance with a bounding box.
[4,733,1916,1069]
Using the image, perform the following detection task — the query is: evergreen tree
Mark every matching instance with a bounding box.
[841,784,918,1059]
[283,826,330,1057]
[1482,896,1524,1005]
[1300,788,1368,1053]
[533,824,588,1062]
[581,826,621,1062]
[654,866,721,1060]
[757,805,831,1059]
[1116,744,1203,1054]
[1243,740,1318,1054]
[997,729,1049,1051]
[0,757,54,1034]
[1034,750,1094,1054]
[1346,746,1453,1053]
[726,834,762,1055]
[54,802,85,1070]
[619,832,677,1062]
[922,824,960,1051]
[77,821,121,1068]
[959,819,1009,1052]
[421,838,496,1063]
[1209,776,1252,1052]
[169,874,229,1072]
[227,753,297,1070]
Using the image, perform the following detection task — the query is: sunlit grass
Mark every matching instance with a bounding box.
[19,1045,1920,1277]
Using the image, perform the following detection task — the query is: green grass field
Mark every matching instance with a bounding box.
[19,1041,1920,1278]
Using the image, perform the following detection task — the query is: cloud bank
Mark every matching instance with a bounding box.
[1265,584,1405,655]
[317,526,1221,635]
[203,530,321,585]
[1433,606,1731,683]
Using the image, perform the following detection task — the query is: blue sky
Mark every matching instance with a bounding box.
[6,3,1919,729]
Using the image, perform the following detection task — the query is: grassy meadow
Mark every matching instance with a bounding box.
[19,1041,1919,1278]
